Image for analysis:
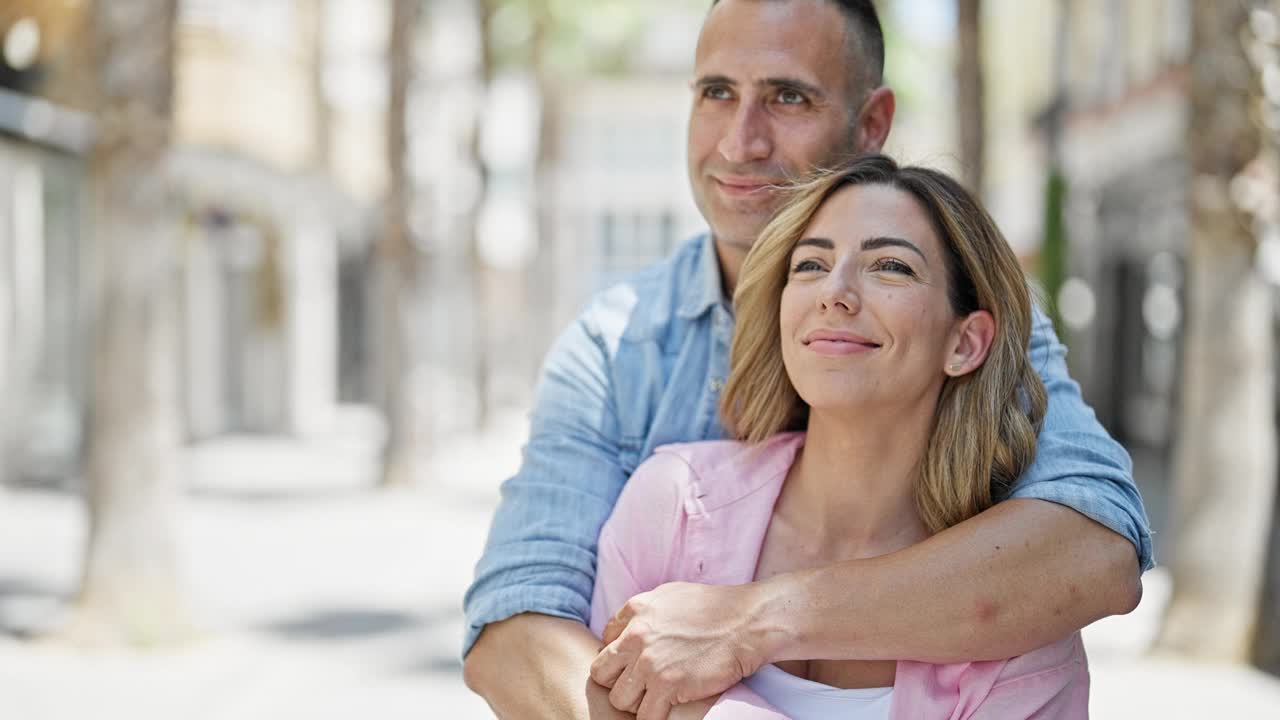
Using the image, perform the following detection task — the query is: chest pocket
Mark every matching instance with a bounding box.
[612,338,670,475]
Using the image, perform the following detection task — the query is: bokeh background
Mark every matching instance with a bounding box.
[2,0,1280,717]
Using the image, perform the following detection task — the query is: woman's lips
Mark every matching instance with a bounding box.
[803,330,881,356]
[806,339,879,355]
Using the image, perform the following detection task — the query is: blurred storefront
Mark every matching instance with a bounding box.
[0,1,384,486]
[0,88,92,484]
[1050,0,1194,534]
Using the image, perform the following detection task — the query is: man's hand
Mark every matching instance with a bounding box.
[588,581,778,720]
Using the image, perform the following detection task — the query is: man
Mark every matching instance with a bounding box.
[463,1,1151,719]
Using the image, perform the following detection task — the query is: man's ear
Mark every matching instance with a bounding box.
[944,309,995,377]
[856,86,895,153]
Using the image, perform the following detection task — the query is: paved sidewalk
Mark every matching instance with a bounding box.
[0,409,1278,719]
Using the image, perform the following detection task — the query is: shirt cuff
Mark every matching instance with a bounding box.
[462,583,592,658]
[1009,476,1155,572]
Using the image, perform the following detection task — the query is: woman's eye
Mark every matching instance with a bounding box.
[872,258,915,275]
[791,259,823,273]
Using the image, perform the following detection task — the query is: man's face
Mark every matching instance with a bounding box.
[688,0,870,255]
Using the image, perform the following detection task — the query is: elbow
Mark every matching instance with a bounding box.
[1101,534,1143,617]
[463,627,495,696]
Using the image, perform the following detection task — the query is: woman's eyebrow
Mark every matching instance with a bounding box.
[794,237,834,250]
[862,236,928,264]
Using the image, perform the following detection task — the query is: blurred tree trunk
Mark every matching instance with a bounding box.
[378,0,424,487]
[1158,0,1276,660]
[305,0,331,172]
[468,0,495,430]
[1038,0,1070,335]
[955,0,984,196]
[530,1,561,388]
[1251,2,1280,679]
[75,0,188,644]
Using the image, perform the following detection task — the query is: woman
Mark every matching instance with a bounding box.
[588,155,1088,719]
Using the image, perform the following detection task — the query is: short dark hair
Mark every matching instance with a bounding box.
[710,0,885,92]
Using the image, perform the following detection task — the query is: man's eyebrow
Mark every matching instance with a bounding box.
[693,74,736,88]
[862,236,928,264]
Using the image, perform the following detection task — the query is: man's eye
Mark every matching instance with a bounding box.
[777,89,807,105]
[703,86,733,100]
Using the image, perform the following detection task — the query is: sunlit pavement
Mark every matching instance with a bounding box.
[1,410,1279,719]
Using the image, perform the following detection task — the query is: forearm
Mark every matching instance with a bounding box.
[756,499,1141,664]
[465,614,635,720]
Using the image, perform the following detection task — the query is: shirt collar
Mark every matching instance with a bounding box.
[677,233,729,320]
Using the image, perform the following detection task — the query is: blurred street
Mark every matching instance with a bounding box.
[0,410,1278,719]
[0,406,512,720]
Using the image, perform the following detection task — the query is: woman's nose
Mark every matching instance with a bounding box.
[818,273,860,314]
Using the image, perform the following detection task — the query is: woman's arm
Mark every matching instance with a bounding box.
[592,499,1138,716]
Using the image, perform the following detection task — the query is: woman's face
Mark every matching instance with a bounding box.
[780,183,961,417]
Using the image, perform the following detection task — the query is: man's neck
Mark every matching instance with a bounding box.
[712,235,750,299]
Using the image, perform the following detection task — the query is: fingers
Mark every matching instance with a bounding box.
[603,600,637,646]
[590,637,629,689]
[608,656,646,714]
[636,688,675,720]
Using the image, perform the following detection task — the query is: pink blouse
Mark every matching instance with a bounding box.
[589,433,1090,719]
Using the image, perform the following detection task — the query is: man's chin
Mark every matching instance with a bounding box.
[709,229,759,255]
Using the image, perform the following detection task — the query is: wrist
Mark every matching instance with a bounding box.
[741,573,803,668]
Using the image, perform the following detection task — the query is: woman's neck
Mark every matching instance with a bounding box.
[774,405,935,560]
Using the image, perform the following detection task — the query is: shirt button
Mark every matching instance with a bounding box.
[708,378,724,392]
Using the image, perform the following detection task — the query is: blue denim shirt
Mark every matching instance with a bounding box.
[462,233,1153,656]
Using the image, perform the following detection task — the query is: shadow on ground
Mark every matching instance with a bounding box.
[0,577,70,638]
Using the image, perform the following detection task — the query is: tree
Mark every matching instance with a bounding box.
[1038,0,1070,336]
[955,0,984,196]
[1158,0,1277,660]
[74,0,188,644]
[378,0,424,487]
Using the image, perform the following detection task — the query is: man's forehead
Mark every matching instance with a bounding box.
[694,0,852,86]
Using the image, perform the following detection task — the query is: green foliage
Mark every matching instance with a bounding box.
[487,0,706,76]
[1038,169,1067,337]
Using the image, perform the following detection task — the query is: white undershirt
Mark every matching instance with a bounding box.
[741,663,894,720]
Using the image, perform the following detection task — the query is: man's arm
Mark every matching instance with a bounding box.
[592,499,1137,714]
[591,308,1149,707]
[463,294,637,718]
[759,498,1139,663]
[465,615,634,720]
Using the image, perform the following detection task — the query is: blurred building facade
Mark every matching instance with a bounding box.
[0,0,390,486]
[0,88,91,483]
[1050,0,1195,533]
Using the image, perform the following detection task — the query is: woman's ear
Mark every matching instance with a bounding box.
[944,310,995,377]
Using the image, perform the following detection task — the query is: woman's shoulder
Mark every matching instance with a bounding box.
[647,433,803,512]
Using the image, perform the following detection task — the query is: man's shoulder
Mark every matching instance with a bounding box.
[576,234,710,344]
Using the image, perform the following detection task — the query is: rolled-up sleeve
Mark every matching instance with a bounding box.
[1010,307,1154,571]
[462,306,631,657]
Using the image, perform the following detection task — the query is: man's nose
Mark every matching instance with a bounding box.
[717,102,772,164]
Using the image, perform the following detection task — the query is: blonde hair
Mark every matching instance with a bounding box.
[719,155,1047,533]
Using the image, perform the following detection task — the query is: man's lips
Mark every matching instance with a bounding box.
[802,329,881,355]
[713,177,779,196]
